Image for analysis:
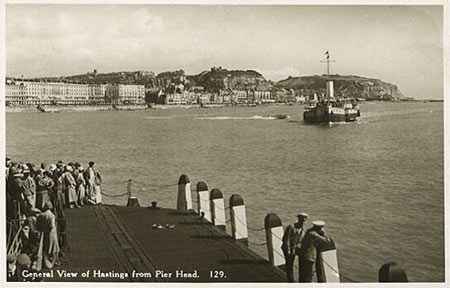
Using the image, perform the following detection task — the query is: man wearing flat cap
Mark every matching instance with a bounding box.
[299,220,332,282]
[281,212,308,282]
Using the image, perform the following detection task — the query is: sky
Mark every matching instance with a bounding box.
[5,4,444,99]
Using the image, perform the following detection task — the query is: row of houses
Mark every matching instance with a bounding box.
[5,79,310,106]
[164,88,305,105]
[5,80,145,106]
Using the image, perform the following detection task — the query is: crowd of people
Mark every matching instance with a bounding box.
[6,158,102,281]
[281,213,335,282]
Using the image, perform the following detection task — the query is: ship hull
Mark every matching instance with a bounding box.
[303,106,360,123]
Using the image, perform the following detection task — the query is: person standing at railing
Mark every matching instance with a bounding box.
[36,202,60,269]
[75,165,86,206]
[6,157,11,188]
[36,171,54,211]
[299,220,332,282]
[7,161,19,189]
[64,166,79,209]
[94,169,102,205]
[52,169,65,210]
[22,169,36,210]
[10,172,26,220]
[84,161,97,205]
[281,213,309,282]
[51,168,67,248]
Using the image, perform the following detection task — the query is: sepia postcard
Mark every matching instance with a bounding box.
[1,0,448,287]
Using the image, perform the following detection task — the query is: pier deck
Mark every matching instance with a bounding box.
[53,205,286,282]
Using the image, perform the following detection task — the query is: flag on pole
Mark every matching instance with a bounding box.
[325,51,329,55]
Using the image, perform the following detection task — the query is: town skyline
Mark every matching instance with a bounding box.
[5,4,443,99]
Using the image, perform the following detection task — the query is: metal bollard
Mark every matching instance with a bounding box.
[177,174,192,210]
[125,179,140,207]
[378,262,408,282]
[264,213,284,266]
[196,181,211,222]
[210,188,226,231]
[126,197,140,207]
[229,194,248,245]
[317,238,340,282]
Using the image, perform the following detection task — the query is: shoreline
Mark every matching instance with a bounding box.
[4,100,442,113]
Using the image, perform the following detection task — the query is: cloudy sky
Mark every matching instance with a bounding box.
[5,4,443,99]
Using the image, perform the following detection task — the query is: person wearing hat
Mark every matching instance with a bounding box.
[36,202,60,269]
[9,172,27,220]
[75,166,86,206]
[35,170,54,211]
[5,157,12,185]
[40,163,48,171]
[7,161,19,189]
[84,161,101,205]
[7,253,24,282]
[22,170,36,210]
[56,160,64,168]
[281,212,309,282]
[93,168,103,205]
[49,164,57,172]
[64,165,79,208]
[299,220,332,282]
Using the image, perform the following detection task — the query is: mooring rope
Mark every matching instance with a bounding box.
[100,190,129,198]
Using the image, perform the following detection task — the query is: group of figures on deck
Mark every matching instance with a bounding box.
[5,158,103,281]
[281,213,334,282]
[281,213,409,283]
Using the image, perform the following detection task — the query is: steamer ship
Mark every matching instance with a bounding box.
[303,52,361,124]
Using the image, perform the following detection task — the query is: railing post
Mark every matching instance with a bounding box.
[378,262,408,282]
[210,188,226,231]
[127,179,132,198]
[229,194,248,245]
[126,179,140,207]
[316,222,340,283]
[196,181,211,222]
[177,175,192,210]
[264,213,284,266]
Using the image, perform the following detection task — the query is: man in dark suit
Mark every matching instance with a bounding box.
[281,212,308,282]
[299,220,332,282]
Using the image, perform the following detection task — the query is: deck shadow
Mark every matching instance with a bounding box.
[191,234,232,240]
[219,259,270,265]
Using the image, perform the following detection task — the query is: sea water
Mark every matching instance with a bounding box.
[6,102,444,282]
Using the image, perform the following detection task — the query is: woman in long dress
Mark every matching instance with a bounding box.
[94,170,102,205]
[64,166,78,208]
[76,167,86,206]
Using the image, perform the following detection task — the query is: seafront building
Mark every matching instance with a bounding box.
[162,88,298,105]
[105,84,145,104]
[5,77,301,106]
[5,80,145,106]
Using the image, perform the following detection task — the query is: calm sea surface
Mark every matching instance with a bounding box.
[6,102,444,282]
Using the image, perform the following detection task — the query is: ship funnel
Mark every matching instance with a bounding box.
[327,81,334,99]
